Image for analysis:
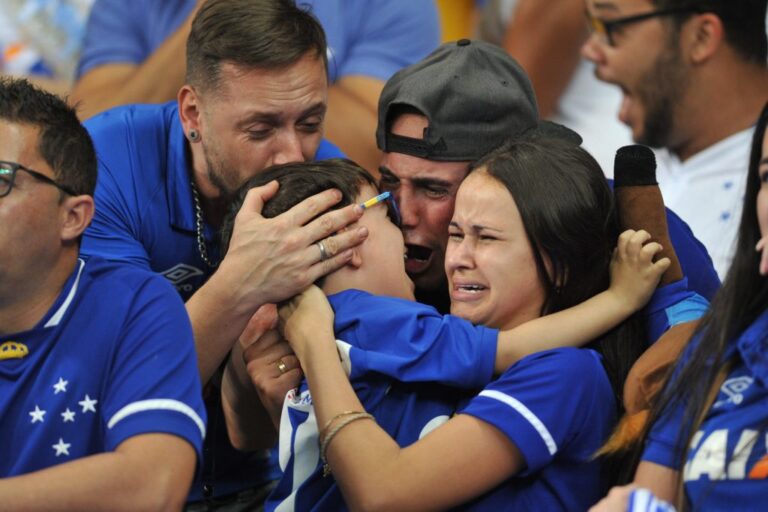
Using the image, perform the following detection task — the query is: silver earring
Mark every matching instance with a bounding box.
[188,129,200,142]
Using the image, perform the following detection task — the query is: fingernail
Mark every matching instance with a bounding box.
[358,226,369,238]
[353,204,363,216]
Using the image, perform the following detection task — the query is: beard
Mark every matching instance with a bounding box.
[201,139,240,201]
[635,39,689,149]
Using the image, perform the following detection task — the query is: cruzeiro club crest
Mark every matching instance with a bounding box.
[160,263,204,294]
[0,341,29,360]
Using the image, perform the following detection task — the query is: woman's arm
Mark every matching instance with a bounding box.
[634,461,679,504]
[279,288,525,511]
[589,462,679,511]
[495,229,670,371]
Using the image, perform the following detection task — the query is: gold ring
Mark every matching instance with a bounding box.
[277,359,288,374]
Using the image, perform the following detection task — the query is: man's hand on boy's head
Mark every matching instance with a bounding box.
[218,182,368,311]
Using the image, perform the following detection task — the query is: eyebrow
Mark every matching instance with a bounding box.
[236,102,327,128]
[378,166,399,179]
[449,221,503,233]
[591,1,620,13]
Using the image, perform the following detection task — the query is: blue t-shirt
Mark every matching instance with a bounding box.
[76,0,440,85]
[268,289,498,511]
[80,101,343,501]
[460,348,616,511]
[0,256,206,476]
[642,309,768,510]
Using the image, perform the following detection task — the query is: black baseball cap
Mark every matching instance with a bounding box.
[376,39,540,162]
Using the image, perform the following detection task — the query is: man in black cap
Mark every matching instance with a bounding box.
[376,39,540,312]
[375,38,719,312]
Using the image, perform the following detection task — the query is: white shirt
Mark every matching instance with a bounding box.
[656,128,754,278]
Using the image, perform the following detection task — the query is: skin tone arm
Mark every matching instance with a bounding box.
[501,0,587,118]
[69,1,203,120]
[279,290,525,511]
[495,229,671,372]
[589,462,679,511]
[0,433,195,511]
[187,182,367,385]
[221,304,303,447]
[325,76,383,174]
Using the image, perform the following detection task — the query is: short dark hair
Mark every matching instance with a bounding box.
[221,158,376,255]
[186,0,328,93]
[473,136,646,410]
[0,77,97,196]
[652,0,768,63]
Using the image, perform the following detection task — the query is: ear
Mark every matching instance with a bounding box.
[335,226,364,269]
[178,84,203,141]
[348,243,364,269]
[60,195,95,242]
[684,12,723,64]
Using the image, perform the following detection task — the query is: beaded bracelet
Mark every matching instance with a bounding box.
[319,412,374,477]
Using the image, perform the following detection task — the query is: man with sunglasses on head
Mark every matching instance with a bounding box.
[582,0,768,277]
[0,77,207,510]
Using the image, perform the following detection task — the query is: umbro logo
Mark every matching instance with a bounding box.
[160,263,204,293]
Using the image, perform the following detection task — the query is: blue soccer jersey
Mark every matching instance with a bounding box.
[642,309,768,510]
[267,290,498,511]
[459,348,616,511]
[81,101,343,300]
[0,256,206,476]
[80,101,343,501]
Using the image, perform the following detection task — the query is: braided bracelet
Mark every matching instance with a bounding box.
[320,410,361,437]
[320,412,374,477]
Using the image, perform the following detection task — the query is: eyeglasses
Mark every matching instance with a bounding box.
[359,191,401,228]
[585,5,700,46]
[0,161,76,198]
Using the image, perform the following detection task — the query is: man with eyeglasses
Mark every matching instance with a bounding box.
[0,77,207,509]
[582,0,768,277]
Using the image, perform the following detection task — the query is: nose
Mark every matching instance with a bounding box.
[271,130,305,166]
[394,187,419,229]
[445,236,474,275]
[581,32,606,65]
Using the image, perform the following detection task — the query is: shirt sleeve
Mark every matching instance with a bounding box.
[460,349,615,474]
[335,0,440,81]
[80,114,153,269]
[642,397,688,470]
[644,278,709,344]
[332,292,498,389]
[76,0,147,78]
[101,273,206,460]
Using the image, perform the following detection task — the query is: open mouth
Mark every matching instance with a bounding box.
[405,244,433,274]
[406,244,432,262]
